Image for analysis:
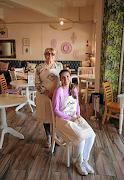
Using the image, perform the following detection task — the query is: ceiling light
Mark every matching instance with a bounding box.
[49,18,74,30]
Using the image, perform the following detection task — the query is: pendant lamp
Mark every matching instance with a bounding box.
[49,17,74,30]
[49,0,74,30]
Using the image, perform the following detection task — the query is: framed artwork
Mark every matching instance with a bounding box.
[0,28,8,38]
[23,46,30,55]
[22,38,29,46]
[51,39,57,48]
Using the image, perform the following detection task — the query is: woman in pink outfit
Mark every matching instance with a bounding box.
[52,69,96,176]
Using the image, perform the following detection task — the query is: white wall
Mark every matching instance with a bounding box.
[0,7,94,65]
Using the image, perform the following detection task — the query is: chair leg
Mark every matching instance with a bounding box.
[102,107,107,124]
[107,110,111,121]
[66,140,70,167]
[51,132,56,153]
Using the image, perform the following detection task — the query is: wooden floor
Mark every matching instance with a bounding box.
[0,95,124,180]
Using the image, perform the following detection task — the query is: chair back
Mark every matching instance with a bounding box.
[0,74,8,92]
[14,68,24,80]
[102,81,113,105]
[9,70,17,81]
[78,67,95,76]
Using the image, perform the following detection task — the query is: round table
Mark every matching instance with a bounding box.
[10,80,36,112]
[0,94,27,149]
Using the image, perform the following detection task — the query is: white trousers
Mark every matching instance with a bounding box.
[75,136,95,163]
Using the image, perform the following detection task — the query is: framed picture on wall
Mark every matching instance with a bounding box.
[23,46,30,55]
[0,28,8,38]
[22,38,29,46]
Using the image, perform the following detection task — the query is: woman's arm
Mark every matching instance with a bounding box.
[35,64,46,94]
[74,88,80,115]
[52,88,71,120]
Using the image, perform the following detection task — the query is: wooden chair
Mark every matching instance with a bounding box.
[50,99,72,167]
[102,81,121,124]
[10,69,36,103]
[0,74,20,95]
[9,70,17,81]
[21,71,36,103]
[14,68,24,80]
[78,67,95,101]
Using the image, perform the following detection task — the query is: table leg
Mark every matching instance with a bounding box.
[0,108,24,149]
[26,87,34,112]
[85,80,88,103]
[119,108,123,134]
[15,102,27,111]
[29,99,36,107]
[15,86,35,112]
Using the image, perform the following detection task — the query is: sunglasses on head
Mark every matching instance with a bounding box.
[45,52,55,56]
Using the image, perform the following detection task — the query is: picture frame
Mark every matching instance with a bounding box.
[23,46,30,55]
[22,38,29,46]
[0,28,8,38]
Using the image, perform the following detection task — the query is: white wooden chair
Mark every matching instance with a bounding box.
[12,68,36,103]
[78,67,95,102]
[14,68,24,80]
[50,99,72,167]
[9,70,17,81]
[21,70,36,102]
[21,87,36,103]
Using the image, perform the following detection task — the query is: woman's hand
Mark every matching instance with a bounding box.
[44,90,53,99]
[70,116,77,122]
[70,115,82,124]
[77,114,82,123]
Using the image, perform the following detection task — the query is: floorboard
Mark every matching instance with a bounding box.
[0,91,124,180]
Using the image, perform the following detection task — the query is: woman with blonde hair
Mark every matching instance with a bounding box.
[35,48,63,148]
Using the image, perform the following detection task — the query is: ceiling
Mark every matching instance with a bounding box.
[0,0,96,9]
[0,0,96,20]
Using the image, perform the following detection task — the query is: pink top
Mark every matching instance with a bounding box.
[52,87,80,120]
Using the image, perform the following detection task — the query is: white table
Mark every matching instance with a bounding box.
[117,93,124,134]
[0,94,27,149]
[10,80,36,112]
[78,75,95,103]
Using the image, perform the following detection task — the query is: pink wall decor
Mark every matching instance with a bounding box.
[73,50,79,59]
[51,39,57,48]
[86,40,89,47]
[71,32,77,44]
[55,51,60,61]
[61,42,72,54]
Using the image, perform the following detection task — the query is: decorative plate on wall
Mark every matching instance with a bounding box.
[71,32,77,44]
[51,39,57,48]
[73,50,79,59]
[61,42,72,54]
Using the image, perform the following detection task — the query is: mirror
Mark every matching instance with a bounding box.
[0,39,16,58]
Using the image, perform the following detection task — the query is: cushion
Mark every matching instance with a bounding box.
[0,62,9,71]
[27,62,37,72]
[5,89,20,94]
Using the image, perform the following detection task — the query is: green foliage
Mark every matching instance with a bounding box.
[100,0,123,114]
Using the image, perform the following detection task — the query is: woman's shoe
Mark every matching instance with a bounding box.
[75,162,88,176]
[83,160,94,174]
[45,135,51,148]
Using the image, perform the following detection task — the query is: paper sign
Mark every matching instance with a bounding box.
[28,74,33,83]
